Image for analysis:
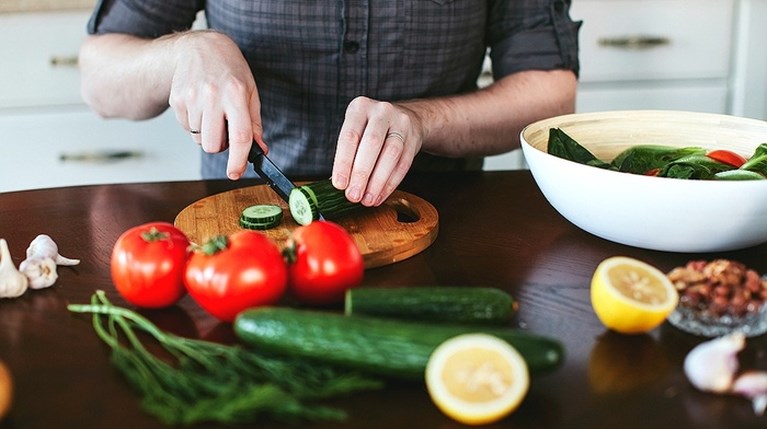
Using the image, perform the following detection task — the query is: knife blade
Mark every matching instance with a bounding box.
[247,142,296,203]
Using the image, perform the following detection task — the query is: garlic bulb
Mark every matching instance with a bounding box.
[684,332,745,393]
[0,239,28,298]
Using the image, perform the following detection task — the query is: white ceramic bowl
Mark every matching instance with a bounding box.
[520,110,767,252]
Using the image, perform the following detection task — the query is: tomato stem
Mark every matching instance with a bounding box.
[200,235,229,256]
[282,240,298,265]
[140,226,170,242]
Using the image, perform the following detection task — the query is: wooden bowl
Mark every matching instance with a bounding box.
[520,110,767,252]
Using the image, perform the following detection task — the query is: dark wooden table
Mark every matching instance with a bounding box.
[1,171,766,429]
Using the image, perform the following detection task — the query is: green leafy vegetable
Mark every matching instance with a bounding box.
[546,128,767,181]
[658,155,734,179]
[68,291,382,426]
[739,143,767,176]
[714,169,766,180]
[610,145,705,174]
[547,128,613,169]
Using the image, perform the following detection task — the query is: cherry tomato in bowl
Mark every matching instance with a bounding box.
[706,149,747,168]
[111,222,191,309]
[284,221,364,305]
[184,230,288,322]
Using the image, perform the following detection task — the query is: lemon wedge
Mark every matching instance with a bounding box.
[591,256,678,334]
[425,333,529,425]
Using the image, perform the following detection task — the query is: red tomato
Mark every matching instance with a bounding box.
[707,149,747,168]
[285,221,364,305]
[184,230,287,322]
[111,222,191,308]
[645,168,660,176]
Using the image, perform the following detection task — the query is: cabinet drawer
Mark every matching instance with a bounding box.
[576,83,729,114]
[0,107,201,192]
[0,11,90,109]
[571,0,735,83]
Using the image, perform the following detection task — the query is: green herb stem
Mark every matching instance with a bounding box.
[67,291,383,425]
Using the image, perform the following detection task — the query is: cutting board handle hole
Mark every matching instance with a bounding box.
[389,198,420,223]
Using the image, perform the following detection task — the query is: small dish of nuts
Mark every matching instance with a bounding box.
[667,259,767,337]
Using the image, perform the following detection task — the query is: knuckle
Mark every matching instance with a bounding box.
[223,78,250,97]
[382,139,404,161]
[339,128,363,146]
[228,128,252,145]
[351,169,371,186]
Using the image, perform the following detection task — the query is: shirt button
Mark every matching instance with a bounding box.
[343,40,360,53]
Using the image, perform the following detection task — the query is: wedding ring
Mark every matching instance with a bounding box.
[189,128,201,135]
[386,131,405,143]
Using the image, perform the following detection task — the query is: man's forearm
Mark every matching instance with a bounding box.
[402,69,577,158]
[79,33,178,120]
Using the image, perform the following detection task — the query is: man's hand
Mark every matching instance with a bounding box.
[332,96,424,207]
[168,31,267,180]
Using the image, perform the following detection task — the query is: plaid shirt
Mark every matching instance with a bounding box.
[88,0,580,179]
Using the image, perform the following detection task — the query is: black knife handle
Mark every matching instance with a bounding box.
[247,142,265,163]
[247,141,295,202]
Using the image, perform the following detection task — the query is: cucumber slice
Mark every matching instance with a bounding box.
[239,217,278,230]
[239,204,283,230]
[288,187,318,226]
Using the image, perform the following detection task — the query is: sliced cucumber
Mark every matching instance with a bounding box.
[288,187,319,226]
[239,204,283,230]
[288,179,362,225]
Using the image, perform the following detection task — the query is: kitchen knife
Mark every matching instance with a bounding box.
[247,141,296,203]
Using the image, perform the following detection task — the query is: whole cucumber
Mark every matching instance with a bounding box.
[234,307,564,380]
[345,286,518,324]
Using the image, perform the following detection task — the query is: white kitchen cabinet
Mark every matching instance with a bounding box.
[484,0,767,171]
[0,10,200,193]
[0,107,200,193]
[573,0,733,114]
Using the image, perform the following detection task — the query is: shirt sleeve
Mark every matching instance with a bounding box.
[487,0,581,78]
[87,0,203,38]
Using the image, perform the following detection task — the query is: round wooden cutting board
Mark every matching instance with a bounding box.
[174,185,439,269]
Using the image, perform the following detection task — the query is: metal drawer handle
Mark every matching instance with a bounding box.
[59,150,145,164]
[50,55,79,67]
[598,35,671,50]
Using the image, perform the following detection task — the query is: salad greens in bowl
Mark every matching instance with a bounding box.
[520,110,767,252]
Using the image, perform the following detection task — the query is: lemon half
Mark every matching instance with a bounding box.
[425,333,530,425]
[591,256,678,334]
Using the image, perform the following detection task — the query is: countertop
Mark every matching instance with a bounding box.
[1,171,767,428]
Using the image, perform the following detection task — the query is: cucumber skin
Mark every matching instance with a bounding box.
[345,287,517,325]
[298,179,362,222]
[234,307,564,380]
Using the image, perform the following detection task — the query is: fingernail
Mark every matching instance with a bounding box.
[333,174,349,189]
[348,186,361,202]
[362,193,376,206]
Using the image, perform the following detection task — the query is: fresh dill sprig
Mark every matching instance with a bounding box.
[68,291,383,425]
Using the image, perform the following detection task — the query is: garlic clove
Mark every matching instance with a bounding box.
[25,234,80,266]
[684,332,745,393]
[19,256,58,290]
[0,238,29,299]
[732,371,767,416]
